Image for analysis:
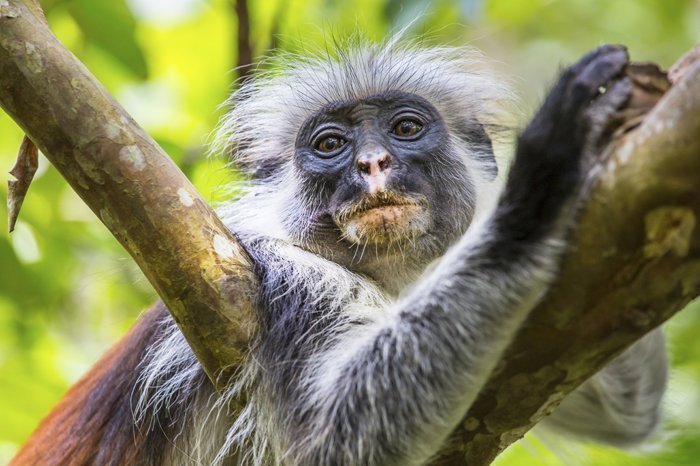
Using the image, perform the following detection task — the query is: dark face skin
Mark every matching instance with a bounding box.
[288,91,478,290]
[295,91,444,206]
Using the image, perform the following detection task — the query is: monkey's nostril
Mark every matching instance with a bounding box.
[356,151,392,176]
[378,154,391,171]
[357,159,372,174]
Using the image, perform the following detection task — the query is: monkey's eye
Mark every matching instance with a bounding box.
[392,119,423,138]
[315,135,347,155]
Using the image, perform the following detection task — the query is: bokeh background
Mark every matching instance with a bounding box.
[1,0,699,464]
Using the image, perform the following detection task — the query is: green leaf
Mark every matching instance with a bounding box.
[67,0,148,79]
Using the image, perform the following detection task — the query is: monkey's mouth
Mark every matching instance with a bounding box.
[334,192,430,244]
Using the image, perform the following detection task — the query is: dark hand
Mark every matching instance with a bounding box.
[499,45,632,241]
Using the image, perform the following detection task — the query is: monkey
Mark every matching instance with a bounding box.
[11,41,667,466]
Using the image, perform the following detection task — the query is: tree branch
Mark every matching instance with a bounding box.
[0,0,258,388]
[431,52,700,465]
[233,0,254,82]
[1,0,699,463]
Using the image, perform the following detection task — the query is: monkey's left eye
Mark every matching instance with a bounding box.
[392,119,423,138]
[315,135,347,155]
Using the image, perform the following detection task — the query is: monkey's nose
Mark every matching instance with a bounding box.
[356,150,392,194]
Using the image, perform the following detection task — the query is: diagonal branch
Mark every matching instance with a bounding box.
[432,52,700,465]
[0,0,258,388]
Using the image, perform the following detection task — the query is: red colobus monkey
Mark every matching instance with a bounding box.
[13,42,666,466]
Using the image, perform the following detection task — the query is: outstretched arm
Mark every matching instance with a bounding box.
[249,45,634,466]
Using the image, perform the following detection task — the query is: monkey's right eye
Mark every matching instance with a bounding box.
[315,135,347,155]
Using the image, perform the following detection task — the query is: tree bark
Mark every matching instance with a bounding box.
[0,0,258,388]
[431,53,700,465]
[1,1,699,464]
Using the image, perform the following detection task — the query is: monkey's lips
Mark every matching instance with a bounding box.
[336,194,430,244]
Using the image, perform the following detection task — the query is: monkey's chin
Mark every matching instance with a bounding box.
[341,204,430,245]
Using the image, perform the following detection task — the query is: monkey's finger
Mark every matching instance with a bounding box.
[568,48,629,110]
[595,76,633,111]
[569,44,629,75]
[584,77,634,152]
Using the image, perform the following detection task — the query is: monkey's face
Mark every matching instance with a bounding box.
[294,91,476,253]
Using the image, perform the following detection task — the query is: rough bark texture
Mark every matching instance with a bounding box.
[1,1,699,464]
[431,55,700,466]
[0,0,258,388]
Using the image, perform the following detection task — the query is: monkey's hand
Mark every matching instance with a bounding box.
[499,45,632,241]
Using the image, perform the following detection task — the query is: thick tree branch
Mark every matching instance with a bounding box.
[1,0,699,463]
[432,54,700,465]
[0,0,258,388]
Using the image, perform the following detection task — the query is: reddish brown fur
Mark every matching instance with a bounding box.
[11,304,168,466]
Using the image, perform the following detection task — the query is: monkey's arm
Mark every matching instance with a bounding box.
[250,46,632,466]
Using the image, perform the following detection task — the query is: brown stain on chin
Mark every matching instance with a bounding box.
[346,204,426,243]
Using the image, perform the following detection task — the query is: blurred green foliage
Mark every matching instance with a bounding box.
[1,0,699,464]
